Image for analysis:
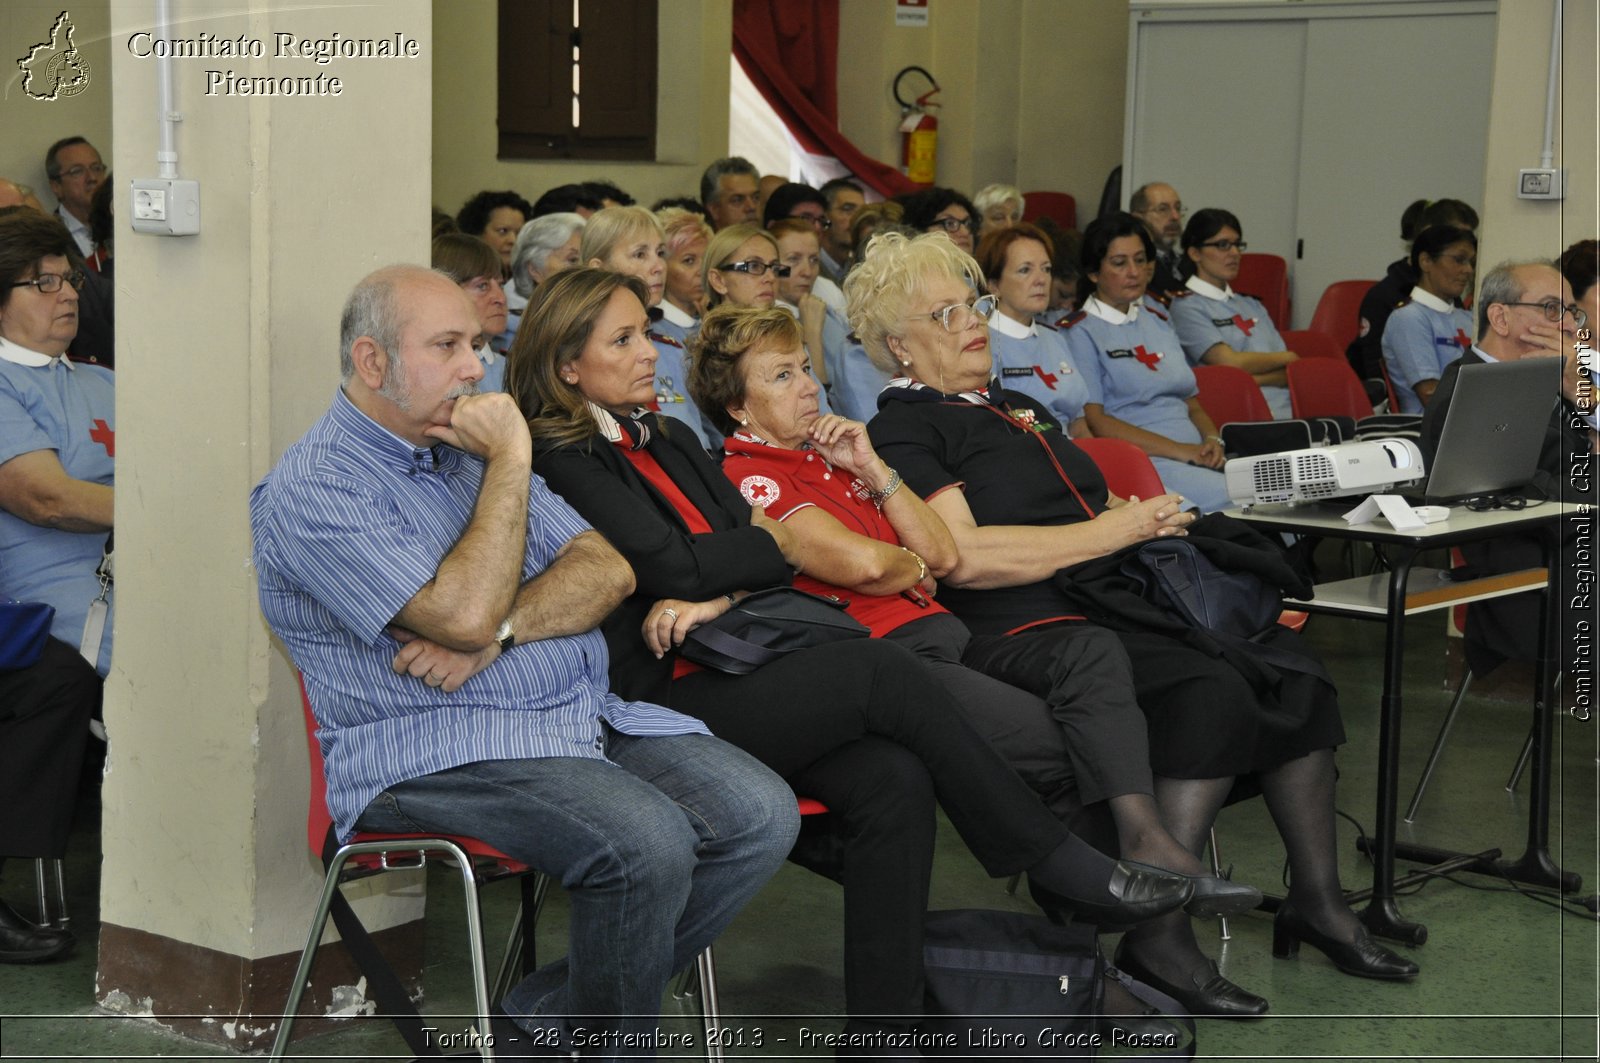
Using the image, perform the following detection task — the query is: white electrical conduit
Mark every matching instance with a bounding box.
[1539,0,1563,170]
[156,0,179,178]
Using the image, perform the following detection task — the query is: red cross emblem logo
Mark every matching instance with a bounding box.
[1133,345,1162,370]
[89,418,115,457]
[1453,328,1472,350]
[1231,314,1256,337]
[739,475,780,507]
[1032,366,1058,390]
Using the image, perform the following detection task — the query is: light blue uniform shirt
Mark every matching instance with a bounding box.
[0,339,114,674]
[1168,276,1294,419]
[1063,296,1230,511]
[821,307,892,423]
[987,308,1093,429]
[1381,287,1473,414]
[648,331,718,450]
[250,390,706,841]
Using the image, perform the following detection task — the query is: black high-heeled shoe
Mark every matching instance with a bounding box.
[1121,861,1264,918]
[1112,945,1269,1018]
[1272,903,1419,980]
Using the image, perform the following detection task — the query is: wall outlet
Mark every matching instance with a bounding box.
[1516,168,1566,200]
[129,178,201,235]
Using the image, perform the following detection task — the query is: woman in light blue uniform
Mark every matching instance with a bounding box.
[1168,209,1298,419]
[1065,214,1230,512]
[1380,225,1477,414]
[582,206,717,448]
[432,233,512,393]
[653,206,711,347]
[978,223,1093,434]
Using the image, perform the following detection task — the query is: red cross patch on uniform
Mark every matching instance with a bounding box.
[89,418,115,457]
[739,475,780,507]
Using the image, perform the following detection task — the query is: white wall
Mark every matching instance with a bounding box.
[0,1,113,204]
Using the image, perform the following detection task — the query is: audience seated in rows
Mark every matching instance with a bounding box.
[700,156,761,231]
[653,207,712,345]
[454,189,533,279]
[1129,181,1186,298]
[761,183,846,313]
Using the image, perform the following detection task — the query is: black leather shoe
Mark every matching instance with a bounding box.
[0,899,74,964]
[1272,903,1419,980]
[1122,861,1264,918]
[1113,946,1269,1019]
[1054,861,1194,928]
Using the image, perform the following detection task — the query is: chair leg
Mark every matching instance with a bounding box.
[33,859,48,926]
[441,847,497,1060]
[1404,671,1474,823]
[268,853,359,1061]
[1505,727,1535,793]
[50,859,68,929]
[1206,829,1230,942]
[491,873,551,1005]
[696,945,724,1063]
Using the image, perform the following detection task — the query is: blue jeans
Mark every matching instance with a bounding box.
[356,729,798,1057]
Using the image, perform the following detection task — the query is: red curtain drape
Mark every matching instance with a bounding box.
[731,0,917,198]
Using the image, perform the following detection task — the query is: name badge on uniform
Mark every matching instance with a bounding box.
[1001,367,1033,377]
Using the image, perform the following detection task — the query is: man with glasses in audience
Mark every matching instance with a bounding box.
[1422,259,1597,681]
[44,138,104,259]
[1130,182,1186,299]
[818,178,866,282]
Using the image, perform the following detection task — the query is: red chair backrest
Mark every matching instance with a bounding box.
[1073,437,1167,500]
[1281,329,1344,362]
[1021,191,1077,231]
[1193,364,1272,425]
[1307,280,1376,354]
[297,674,335,860]
[1286,358,1374,420]
[1235,253,1290,330]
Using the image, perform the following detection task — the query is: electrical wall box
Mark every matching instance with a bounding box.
[129,178,201,235]
[1516,168,1566,200]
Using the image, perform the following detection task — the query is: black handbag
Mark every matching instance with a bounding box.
[0,600,56,671]
[677,587,870,675]
[917,909,1193,1060]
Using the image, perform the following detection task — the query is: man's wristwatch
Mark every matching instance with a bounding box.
[494,618,515,652]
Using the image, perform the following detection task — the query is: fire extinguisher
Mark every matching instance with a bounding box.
[894,66,940,187]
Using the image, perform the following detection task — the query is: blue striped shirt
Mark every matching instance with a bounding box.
[250,389,707,841]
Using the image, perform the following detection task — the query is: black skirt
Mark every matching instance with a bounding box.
[0,637,100,858]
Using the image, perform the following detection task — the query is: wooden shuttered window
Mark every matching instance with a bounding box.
[498,0,658,161]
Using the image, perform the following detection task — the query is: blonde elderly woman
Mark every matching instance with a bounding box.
[504,212,585,350]
[974,182,1025,239]
[580,205,716,448]
[850,231,1418,1015]
[654,207,712,346]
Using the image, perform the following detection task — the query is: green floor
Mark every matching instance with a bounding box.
[2,602,1597,1061]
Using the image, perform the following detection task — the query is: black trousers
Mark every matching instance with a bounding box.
[673,636,1070,1022]
[961,621,1154,805]
[0,636,100,859]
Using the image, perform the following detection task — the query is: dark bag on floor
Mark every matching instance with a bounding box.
[917,909,1193,1060]
[0,600,56,670]
[678,587,869,675]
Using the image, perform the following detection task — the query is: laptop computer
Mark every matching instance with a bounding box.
[1418,358,1559,503]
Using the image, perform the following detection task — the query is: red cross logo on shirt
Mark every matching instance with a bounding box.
[1453,328,1472,350]
[1231,314,1255,337]
[89,419,115,457]
[1032,366,1058,390]
[1133,345,1162,371]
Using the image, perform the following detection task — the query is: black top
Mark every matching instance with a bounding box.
[868,383,1110,635]
[1347,257,1416,380]
[531,416,792,705]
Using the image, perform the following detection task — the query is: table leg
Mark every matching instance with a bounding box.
[1497,520,1582,892]
[1362,546,1428,945]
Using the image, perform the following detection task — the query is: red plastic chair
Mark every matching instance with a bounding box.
[1281,329,1345,362]
[1307,280,1377,354]
[1021,191,1077,231]
[1193,364,1272,426]
[272,676,726,1061]
[1072,437,1166,499]
[1286,358,1374,420]
[1235,253,1290,331]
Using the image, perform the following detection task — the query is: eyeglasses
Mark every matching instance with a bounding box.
[10,270,86,294]
[914,294,996,333]
[787,213,832,230]
[51,164,106,182]
[930,215,976,235]
[1140,203,1186,218]
[1498,300,1588,328]
[1198,239,1248,253]
[718,258,791,278]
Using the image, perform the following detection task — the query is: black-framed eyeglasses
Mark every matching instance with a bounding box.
[1197,239,1247,253]
[51,164,106,182]
[788,213,831,230]
[913,294,996,333]
[10,270,86,294]
[1498,300,1588,328]
[718,258,791,278]
[930,215,977,235]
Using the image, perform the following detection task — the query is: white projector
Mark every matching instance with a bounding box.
[1225,438,1425,506]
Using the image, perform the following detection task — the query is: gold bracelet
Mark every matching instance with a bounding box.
[901,547,927,584]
